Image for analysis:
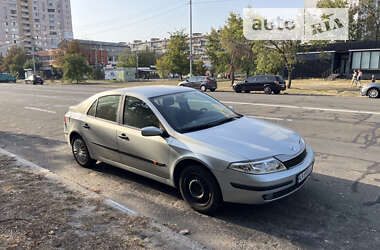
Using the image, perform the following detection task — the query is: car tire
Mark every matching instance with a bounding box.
[210,88,216,92]
[244,90,250,93]
[71,136,95,168]
[264,86,272,95]
[179,165,222,214]
[234,86,242,93]
[200,85,207,92]
[368,88,379,98]
[273,90,281,95]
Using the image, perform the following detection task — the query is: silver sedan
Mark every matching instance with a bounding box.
[64,86,314,213]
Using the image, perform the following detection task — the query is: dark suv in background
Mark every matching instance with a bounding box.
[179,76,217,92]
[233,75,286,94]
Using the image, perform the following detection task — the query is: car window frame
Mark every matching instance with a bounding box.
[122,95,161,131]
[88,95,122,124]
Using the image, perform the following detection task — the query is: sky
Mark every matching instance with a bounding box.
[71,0,306,43]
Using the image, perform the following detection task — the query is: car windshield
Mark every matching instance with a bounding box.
[150,91,242,133]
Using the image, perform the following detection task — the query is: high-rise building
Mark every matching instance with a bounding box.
[0,0,73,56]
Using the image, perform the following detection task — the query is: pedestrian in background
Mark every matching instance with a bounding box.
[372,74,376,83]
[357,70,362,88]
[351,70,357,87]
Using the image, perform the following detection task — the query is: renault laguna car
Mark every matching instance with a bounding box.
[64,86,314,213]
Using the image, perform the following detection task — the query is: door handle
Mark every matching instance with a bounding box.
[82,123,90,129]
[119,133,129,141]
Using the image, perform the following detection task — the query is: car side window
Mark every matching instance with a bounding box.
[87,100,97,117]
[124,96,160,129]
[95,95,121,122]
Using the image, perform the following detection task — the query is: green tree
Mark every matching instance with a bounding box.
[138,48,157,67]
[89,67,105,80]
[193,60,207,76]
[206,29,229,74]
[63,53,90,84]
[0,46,27,77]
[156,56,171,78]
[117,50,137,68]
[219,13,252,84]
[268,41,301,88]
[23,58,42,72]
[253,42,282,75]
[164,30,189,79]
[55,40,82,69]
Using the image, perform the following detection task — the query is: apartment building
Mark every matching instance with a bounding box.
[127,33,210,65]
[0,0,73,56]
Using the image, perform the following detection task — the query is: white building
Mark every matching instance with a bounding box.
[0,0,73,56]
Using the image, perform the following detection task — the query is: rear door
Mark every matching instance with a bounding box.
[80,95,121,162]
[193,76,202,89]
[255,76,266,90]
[116,96,170,179]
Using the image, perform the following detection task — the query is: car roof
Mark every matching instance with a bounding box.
[96,85,194,99]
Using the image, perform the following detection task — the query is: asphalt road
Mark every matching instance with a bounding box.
[0,83,379,249]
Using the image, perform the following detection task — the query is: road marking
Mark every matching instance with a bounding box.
[223,101,380,116]
[25,107,57,114]
[248,116,293,122]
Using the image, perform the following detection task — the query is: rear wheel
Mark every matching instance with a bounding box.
[210,88,216,92]
[273,90,281,95]
[264,86,272,95]
[179,165,222,214]
[368,88,379,98]
[71,136,95,168]
[244,90,250,93]
[200,85,207,92]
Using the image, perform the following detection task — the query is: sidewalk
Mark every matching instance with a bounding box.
[0,153,205,250]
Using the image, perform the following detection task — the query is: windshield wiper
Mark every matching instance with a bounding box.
[182,116,240,133]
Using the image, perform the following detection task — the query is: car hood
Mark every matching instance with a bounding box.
[184,117,303,161]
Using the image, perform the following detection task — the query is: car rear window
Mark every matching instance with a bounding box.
[275,76,284,81]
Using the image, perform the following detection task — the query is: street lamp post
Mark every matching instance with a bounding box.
[189,0,193,76]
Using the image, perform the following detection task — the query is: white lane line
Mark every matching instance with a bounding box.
[248,116,293,122]
[223,101,380,116]
[25,106,57,114]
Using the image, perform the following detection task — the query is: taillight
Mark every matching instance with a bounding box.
[206,78,211,83]
[64,116,67,124]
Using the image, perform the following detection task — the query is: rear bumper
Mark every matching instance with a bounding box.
[216,146,314,204]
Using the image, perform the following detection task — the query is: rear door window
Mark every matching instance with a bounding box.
[95,95,121,122]
[87,100,97,117]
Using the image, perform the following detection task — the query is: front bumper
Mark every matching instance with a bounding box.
[360,87,368,96]
[215,146,315,204]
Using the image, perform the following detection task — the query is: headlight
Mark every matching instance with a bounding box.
[228,157,286,175]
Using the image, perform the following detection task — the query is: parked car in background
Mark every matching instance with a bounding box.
[0,73,16,83]
[179,76,217,92]
[25,74,44,85]
[361,83,380,98]
[64,86,314,213]
[233,75,286,94]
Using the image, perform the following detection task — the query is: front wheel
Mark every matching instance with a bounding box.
[72,136,95,168]
[234,86,242,93]
[179,165,222,214]
[368,88,379,98]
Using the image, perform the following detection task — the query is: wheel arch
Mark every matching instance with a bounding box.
[172,158,222,198]
[367,87,380,97]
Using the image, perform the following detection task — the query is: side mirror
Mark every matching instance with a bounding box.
[141,126,163,137]
[228,106,235,111]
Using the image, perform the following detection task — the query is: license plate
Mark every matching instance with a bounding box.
[298,165,313,184]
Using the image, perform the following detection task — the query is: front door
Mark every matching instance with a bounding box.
[116,95,170,179]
